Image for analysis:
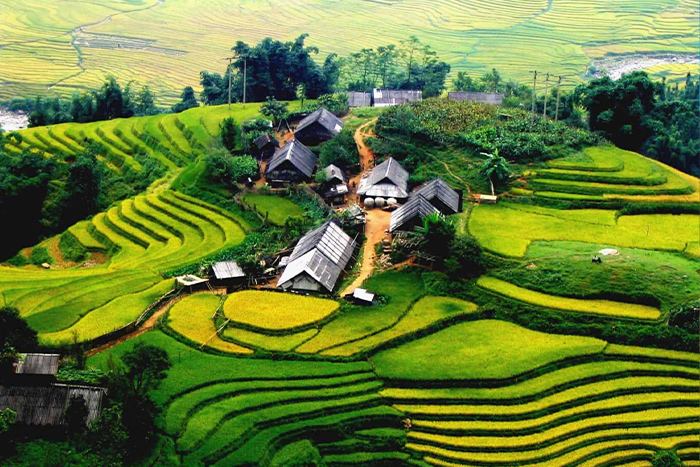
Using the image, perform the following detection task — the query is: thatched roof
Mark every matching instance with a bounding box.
[0,384,106,426]
[279,220,356,292]
[295,107,344,135]
[389,194,439,232]
[412,178,460,213]
[266,140,318,178]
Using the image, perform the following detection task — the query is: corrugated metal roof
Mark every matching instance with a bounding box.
[412,178,460,213]
[447,92,504,105]
[353,288,375,302]
[255,133,278,150]
[279,220,356,292]
[295,107,344,135]
[373,88,422,105]
[357,157,409,199]
[15,354,59,376]
[212,261,245,279]
[266,140,318,178]
[389,194,439,232]
[324,164,348,183]
[347,91,371,107]
[0,384,106,426]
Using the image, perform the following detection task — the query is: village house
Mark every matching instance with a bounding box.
[372,88,422,107]
[389,194,440,232]
[278,220,356,293]
[448,92,504,105]
[346,91,371,108]
[1,353,106,427]
[411,177,462,214]
[294,107,344,145]
[357,157,410,205]
[253,133,278,160]
[210,260,246,291]
[320,164,349,206]
[265,140,318,186]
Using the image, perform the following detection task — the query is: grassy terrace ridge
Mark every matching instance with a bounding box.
[477,276,661,321]
[0,189,247,343]
[523,146,700,203]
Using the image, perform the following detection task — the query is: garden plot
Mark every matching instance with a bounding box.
[241,194,305,226]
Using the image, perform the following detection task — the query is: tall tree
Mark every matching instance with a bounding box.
[172,86,199,113]
[479,150,511,195]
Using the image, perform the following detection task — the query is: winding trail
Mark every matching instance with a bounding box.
[341,118,390,297]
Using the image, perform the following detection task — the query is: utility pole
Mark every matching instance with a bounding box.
[542,73,550,119]
[242,57,247,106]
[554,76,563,122]
[223,56,234,109]
[530,71,538,124]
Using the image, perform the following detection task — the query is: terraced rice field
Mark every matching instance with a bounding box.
[241,194,305,227]
[0,190,247,344]
[88,331,420,466]
[525,146,700,203]
[0,102,282,179]
[468,202,699,257]
[1,0,697,102]
[375,320,700,467]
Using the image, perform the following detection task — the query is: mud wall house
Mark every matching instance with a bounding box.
[293,107,344,146]
[357,157,410,204]
[277,220,356,293]
[265,140,318,185]
[372,89,423,107]
[254,133,279,160]
[448,92,504,105]
[346,91,371,108]
[411,177,462,214]
[389,194,440,233]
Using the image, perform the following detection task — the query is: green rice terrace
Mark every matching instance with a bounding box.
[1,0,698,102]
[0,97,699,466]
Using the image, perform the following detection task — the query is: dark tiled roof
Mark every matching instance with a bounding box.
[447,92,504,105]
[15,354,59,376]
[212,261,245,279]
[266,140,318,178]
[279,221,356,292]
[324,164,348,183]
[0,384,107,426]
[412,178,460,213]
[254,133,278,150]
[357,157,409,199]
[389,194,439,232]
[295,107,344,135]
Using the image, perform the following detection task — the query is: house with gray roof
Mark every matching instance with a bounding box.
[448,92,504,105]
[372,89,422,107]
[357,157,410,202]
[254,133,278,159]
[389,194,440,232]
[265,140,318,184]
[347,91,371,108]
[278,220,356,293]
[411,178,462,214]
[0,384,106,426]
[294,107,344,145]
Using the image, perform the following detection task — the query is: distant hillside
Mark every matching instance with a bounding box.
[1,0,698,102]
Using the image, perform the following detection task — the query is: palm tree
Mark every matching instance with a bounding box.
[479,149,511,195]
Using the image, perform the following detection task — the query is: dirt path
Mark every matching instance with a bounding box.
[341,209,390,296]
[86,292,182,356]
[438,160,472,196]
[341,118,388,296]
[348,118,377,204]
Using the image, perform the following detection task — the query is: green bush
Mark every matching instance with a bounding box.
[5,253,28,267]
[29,246,52,266]
[59,232,88,262]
